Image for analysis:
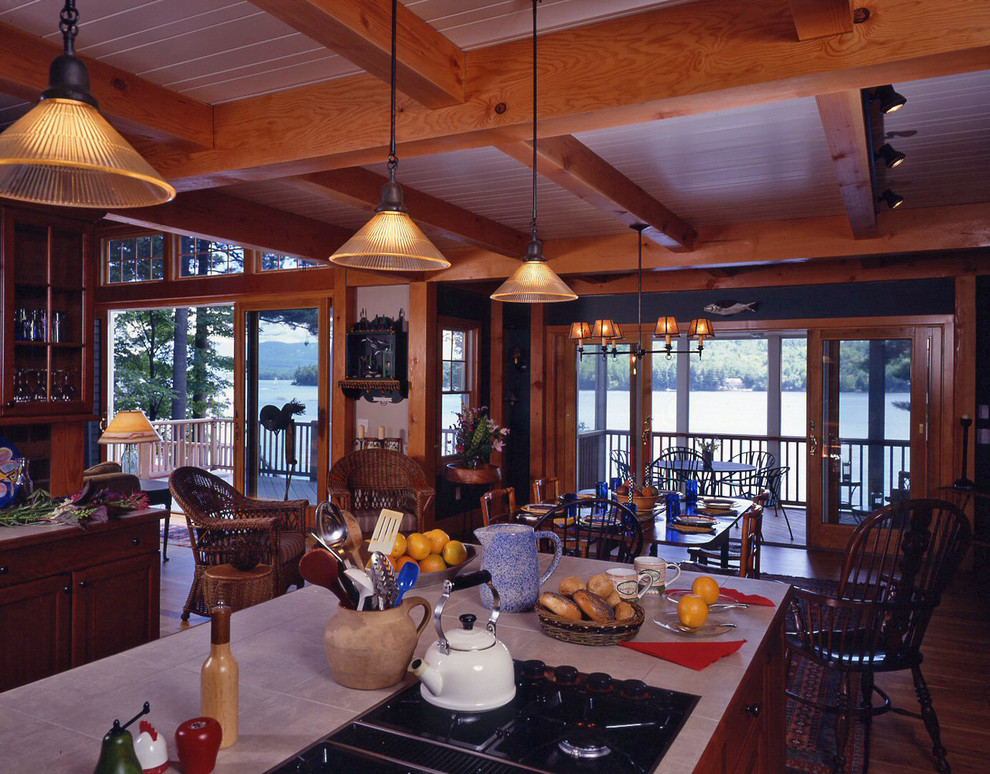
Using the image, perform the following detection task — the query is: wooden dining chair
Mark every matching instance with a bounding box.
[531,477,560,503]
[480,486,516,526]
[532,498,642,563]
[785,499,971,774]
[688,494,766,578]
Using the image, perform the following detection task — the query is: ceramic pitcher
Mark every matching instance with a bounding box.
[474,523,562,612]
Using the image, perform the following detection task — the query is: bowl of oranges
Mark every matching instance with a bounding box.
[377,528,477,587]
[653,576,736,636]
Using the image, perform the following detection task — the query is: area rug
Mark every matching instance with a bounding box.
[163,523,191,549]
[766,574,867,774]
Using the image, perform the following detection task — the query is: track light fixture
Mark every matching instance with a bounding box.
[876,143,906,169]
[878,189,904,210]
[873,85,907,114]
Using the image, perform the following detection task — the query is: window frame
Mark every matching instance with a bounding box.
[104,231,167,285]
[438,316,481,461]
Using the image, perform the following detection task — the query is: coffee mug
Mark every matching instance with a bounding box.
[605,567,652,600]
[633,556,682,595]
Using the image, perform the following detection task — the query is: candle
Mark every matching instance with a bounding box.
[961,414,971,421]
[357,425,365,439]
[378,426,385,440]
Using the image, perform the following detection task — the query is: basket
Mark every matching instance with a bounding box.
[630,495,659,520]
[536,602,645,646]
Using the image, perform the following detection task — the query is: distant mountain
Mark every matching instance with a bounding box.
[258,341,318,379]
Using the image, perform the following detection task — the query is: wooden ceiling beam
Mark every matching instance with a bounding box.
[249,0,464,108]
[816,90,877,239]
[497,135,696,252]
[431,201,990,282]
[141,0,990,189]
[284,168,529,257]
[105,190,347,261]
[787,0,854,40]
[0,22,212,149]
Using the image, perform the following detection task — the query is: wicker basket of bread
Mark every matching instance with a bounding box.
[536,573,645,646]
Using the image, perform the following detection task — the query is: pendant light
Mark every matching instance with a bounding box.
[0,1,175,209]
[329,0,450,272]
[490,0,576,303]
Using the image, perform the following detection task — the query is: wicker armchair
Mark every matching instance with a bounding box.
[328,449,434,533]
[169,466,307,620]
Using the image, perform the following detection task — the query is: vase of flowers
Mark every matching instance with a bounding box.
[699,439,719,469]
[445,406,508,485]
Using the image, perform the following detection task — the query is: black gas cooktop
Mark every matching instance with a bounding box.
[267,660,698,774]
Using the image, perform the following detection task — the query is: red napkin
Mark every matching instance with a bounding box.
[668,587,775,606]
[619,640,746,671]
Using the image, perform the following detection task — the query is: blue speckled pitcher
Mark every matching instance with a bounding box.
[474,524,562,612]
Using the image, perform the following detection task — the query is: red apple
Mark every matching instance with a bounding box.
[175,717,222,774]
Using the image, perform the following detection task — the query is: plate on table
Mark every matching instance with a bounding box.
[411,545,478,588]
[664,589,748,612]
[671,515,717,527]
[653,611,736,637]
[695,505,736,516]
[520,503,555,515]
[701,498,735,508]
[0,438,23,509]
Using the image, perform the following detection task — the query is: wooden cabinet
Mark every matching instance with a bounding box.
[1,205,94,419]
[0,510,160,692]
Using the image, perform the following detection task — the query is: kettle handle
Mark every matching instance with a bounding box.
[433,570,500,655]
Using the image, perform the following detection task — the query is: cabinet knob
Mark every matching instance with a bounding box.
[78,580,89,589]
[131,538,141,546]
[64,585,71,594]
[0,566,8,575]
[745,703,761,718]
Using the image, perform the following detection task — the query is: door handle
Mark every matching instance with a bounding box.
[808,421,818,457]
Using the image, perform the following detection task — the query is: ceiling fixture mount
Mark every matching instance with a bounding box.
[876,143,906,169]
[490,0,576,304]
[569,224,714,362]
[874,84,907,114]
[878,189,904,210]
[0,0,175,209]
[329,0,449,272]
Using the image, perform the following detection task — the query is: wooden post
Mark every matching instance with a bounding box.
[530,305,546,486]
[489,301,504,470]
[408,281,438,527]
[331,269,356,466]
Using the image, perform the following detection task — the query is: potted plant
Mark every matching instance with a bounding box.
[699,439,719,469]
[445,407,508,485]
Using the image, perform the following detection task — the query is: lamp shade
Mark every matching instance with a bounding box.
[569,322,591,340]
[330,208,451,272]
[0,98,176,208]
[490,260,577,303]
[688,318,715,340]
[99,410,161,444]
[654,316,679,338]
[592,319,622,340]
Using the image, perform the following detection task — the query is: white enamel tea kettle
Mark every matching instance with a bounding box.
[408,570,515,711]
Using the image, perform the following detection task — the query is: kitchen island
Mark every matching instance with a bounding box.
[0,554,791,773]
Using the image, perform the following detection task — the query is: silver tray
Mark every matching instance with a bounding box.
[411,545,479,588]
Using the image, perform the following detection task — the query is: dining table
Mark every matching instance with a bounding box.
[651,459,757,496]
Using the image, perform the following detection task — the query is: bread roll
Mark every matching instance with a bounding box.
[587,573,615,598]
[605,590,622,607]
[557,576,587,596]
[572,589,616,623]
[614,601,636,621]
[539,592,582,620]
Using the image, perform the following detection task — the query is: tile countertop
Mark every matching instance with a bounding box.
[0,554,791,773]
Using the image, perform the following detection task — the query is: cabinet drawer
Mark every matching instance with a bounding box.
[0,519,158,589]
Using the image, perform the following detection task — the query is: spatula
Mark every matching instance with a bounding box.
[367,509,403,556]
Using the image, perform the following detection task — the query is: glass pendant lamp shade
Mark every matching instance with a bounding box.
[490,239,577,303]
[592,318,621,340]
[0,98,176,208]
[654,316,679,338]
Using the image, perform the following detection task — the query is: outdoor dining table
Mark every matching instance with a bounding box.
[652,459,757,496]
[638,496,753,568]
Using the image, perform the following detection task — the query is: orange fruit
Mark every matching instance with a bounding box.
[395,555,418,572]
[424,528,450,555]
[677,594,709,629]
[406,532,430,561]
[692,576,720,606]
[390,532,407,558]
[419,554,447,572]
[441,540,468,566]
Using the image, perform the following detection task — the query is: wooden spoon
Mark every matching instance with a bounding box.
[299,549,355,609]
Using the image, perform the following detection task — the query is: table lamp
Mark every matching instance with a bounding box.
[99,410,161,476]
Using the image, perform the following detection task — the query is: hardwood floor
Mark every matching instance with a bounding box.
[157,528,990,774]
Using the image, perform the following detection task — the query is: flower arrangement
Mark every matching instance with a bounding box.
[699,439,720,456]
[452,406,509,469]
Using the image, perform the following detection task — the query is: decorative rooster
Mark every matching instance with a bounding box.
[259,400,306,500]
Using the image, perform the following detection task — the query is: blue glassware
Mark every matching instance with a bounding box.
[595,481,608,500]
[685,479,699,503]
[610,477,622,492]
[665,492,680,519]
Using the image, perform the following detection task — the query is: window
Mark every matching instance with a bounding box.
[440,321,479,456]
[106,235,164,283]
[260,252,320,271]
[178,237,244,277]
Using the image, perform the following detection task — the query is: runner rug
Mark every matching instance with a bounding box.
[163,523,192,549]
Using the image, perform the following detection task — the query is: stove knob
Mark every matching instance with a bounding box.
[554,665,579,685]
[586,672,613,693]
[521,660,546,680]
[620,679,648,699]
[459,613,477,630]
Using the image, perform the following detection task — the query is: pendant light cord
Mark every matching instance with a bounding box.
[530,0,539,241]
[60,0,79,56]
[387,0,398,183]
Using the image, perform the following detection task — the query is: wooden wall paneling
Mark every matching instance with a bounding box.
[489,301,504,471]
[49,422,86,497]
[331,270,356,466]
[408,281,438,526]
[530,305,546,484]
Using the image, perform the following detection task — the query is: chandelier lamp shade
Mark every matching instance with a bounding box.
[329,0,449,272]
[0,1,175,209]
[569,224,715,361]
[490,0,576,303]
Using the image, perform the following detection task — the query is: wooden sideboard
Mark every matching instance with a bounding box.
[0,509,161,691]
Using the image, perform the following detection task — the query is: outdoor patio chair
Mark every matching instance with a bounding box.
[533,498,643,563]
[716,450,775,497]
[169,466,307,620]
[763,465,794,539]
[481,486,517,526]
[785,499,971,774]
[328,448,434,533]
[650,447,703,492]
[610,448,631,482]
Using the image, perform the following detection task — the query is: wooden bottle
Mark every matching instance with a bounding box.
[201,602,238,748]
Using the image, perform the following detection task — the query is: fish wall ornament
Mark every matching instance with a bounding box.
[703,301,758,316]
